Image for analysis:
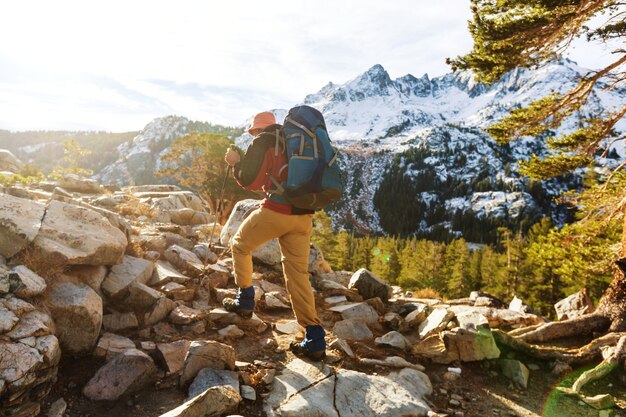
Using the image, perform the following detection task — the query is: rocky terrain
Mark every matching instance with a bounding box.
[1,163,625,416]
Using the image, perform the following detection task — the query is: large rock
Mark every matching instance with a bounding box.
[0,194,46,258]
[83,349,159,401]
[265,358,431,417]
[335,369,431,416]
[554,289,595,320]
[150,260,191,286]
[159,385,240,417]
[47,282,103,355]
[63,265,108,296]
[156,340,192,375]
[33,200,127,265]
[220,200,282,266]
[59,174,102,194]
[102,256,154,299]
[332,319,373,341]
[0,295,60,417]
[164,245,204,278]
[348,268,392,302]
[414,327,501,364]
[180,341,236,386]
[328,302,380,325]
[188,368,239,399]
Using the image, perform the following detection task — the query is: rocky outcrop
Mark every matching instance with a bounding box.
[59,174,102,194]
[33,200,127,265]
[0,292,60,416]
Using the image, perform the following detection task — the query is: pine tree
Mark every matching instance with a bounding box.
[450,0,626,365]
[50,139,93,179]
[335,231,353,271]
[311,211,339,268]
[444,238,471,299]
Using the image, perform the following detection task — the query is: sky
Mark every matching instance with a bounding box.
[0,1,620,132]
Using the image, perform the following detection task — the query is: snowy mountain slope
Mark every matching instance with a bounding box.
[299,60,624,238]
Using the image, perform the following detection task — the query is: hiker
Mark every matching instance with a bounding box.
[223,111,326,361]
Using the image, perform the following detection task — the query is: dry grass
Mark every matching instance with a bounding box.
[411,287,443,300]
[125,240,147,258]
[116,198,155,219]
[12,245,68,282]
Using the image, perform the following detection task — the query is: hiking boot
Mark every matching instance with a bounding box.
[222,286,254,319]
[290,325,326,361]
[289,341,326,361]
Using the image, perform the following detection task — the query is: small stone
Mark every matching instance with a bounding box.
[274,320,304,336]
[443,371,461,382]
[94,333,136,360]
[260,368,276,385]
[218,325,245,338]
[330,338,355,358]
[449,398,461,407]
[374,331,409,350]
[527,363,540,371]
[499,359,529,389]
[46,397,67,417]
[325,295,348,305]
[241,385,256,401]
[10,266,47,298]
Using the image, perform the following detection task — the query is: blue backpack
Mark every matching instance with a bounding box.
[271,105,342,210]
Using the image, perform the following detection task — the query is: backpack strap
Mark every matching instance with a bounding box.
[274,128,283,157]
[285,117,316,140]
[267,128,287,195]
[328,148,339,167]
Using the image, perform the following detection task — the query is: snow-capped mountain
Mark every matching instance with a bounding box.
[300,59,625,240]
[96,59,626,242]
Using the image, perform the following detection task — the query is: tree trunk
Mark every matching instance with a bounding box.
[517,313,610,343]
[590,204,626,331]
[596,257,626,331]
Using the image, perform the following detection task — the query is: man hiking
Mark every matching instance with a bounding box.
[223,111,326,361]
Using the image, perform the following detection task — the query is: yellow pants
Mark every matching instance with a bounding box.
[231,207,320,327]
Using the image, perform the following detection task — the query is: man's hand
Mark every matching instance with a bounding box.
[225,148,241,166]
